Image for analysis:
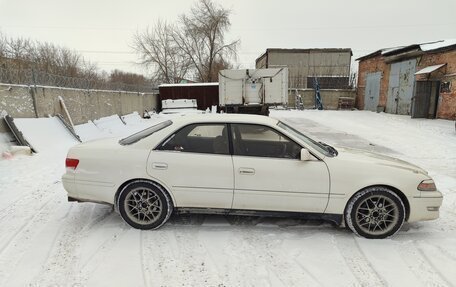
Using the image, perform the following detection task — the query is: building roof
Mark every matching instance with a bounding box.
[356,39,456,61]
[414,64,447,75]
[256,48,353,64]
[159,82,219,88]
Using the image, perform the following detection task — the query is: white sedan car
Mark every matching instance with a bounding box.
[62,114,442,239]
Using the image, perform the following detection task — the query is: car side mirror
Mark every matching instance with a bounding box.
[300,148,312,161]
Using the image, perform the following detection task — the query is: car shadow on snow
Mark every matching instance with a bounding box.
[167,213,348,232]
[79,206,441,240]
[164,214,444,240]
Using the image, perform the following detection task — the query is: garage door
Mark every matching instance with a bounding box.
[386,59,416,115]
[364,72,381,111]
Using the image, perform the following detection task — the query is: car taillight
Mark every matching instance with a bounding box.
[66,158,79,169]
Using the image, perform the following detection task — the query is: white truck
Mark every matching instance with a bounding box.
[218,68,288,115]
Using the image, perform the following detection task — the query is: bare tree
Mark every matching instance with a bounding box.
[133,0,238,83]
[0,32,154,92]
[0,32,6,59]
[133,20,191,83]
[174,0,238,82]
[109,69,149,86]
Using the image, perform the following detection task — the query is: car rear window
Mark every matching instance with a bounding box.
[119,120,172,145]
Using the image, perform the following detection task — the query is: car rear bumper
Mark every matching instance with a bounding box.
[62,173,77,198]
[408,193,443,222]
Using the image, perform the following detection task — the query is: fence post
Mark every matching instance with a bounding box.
[29,68,39,118]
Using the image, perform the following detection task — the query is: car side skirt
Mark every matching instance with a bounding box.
[175,207,343,225]
[68,196,113,207]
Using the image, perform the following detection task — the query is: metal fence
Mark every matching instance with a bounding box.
[0,67,157,93]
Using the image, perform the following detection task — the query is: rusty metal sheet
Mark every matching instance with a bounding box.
[364,72,381,111]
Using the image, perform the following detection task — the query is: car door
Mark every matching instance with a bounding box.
[230,123,330,213]
[147,123,234,209]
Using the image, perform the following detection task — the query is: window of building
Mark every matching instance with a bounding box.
[158,124,229,155]
[440,82,451,93]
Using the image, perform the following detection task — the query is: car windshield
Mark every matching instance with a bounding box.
[119,120,172,145]
[277,121,336,157]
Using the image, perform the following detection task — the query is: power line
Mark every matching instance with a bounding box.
[2,22,454,32]
[231,22,456,32]
[78,50,135,54]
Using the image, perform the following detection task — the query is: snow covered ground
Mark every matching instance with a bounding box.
[0,110,455,286]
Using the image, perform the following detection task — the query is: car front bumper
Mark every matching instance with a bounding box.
[408,192,443,222]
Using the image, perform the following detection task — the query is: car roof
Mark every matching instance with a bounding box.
[169,113,279,126]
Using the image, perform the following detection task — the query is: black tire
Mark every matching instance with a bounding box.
[118,181,173,230]
[345,186,405,239]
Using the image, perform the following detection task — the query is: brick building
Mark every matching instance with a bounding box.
[356,40,456,119]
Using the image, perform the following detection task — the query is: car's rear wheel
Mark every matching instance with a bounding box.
[118,181,173,230]
[345,187,405,239]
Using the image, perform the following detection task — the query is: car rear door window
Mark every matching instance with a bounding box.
[159,124,229,155]
[231,124,301,159]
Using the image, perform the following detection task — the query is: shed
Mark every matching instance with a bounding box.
[255,48,353,89]
[158,83,219,111]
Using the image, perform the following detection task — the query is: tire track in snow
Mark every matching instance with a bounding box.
[0,195,55,256]
[37,204,112,284]
[0,180,59,222]
[334,235,386,287]
[32,204,114,286]
[141,224,227,286]
[436,245,456,262]
[0,190,61,286]
[140,231,151,287]
[415,245,453,287]
[238,227,323,287]
[75,223,129,286]
[140,228,175,285]
[397,240,450,287]
[170,226,223,285]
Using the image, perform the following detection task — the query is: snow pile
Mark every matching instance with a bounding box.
[93,115,128,135]
[121,112,142,125]
[75,112,173,142]
[74,120,111,142]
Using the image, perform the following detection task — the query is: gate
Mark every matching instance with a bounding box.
[386,59,417,115]
[364,72,381,111]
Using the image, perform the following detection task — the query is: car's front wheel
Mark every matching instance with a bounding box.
[118,181,173,230]
[345,187,405,239]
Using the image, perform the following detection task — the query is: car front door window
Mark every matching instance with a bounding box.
[231,124,302,159]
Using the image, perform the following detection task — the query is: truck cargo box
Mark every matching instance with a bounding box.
[219,68,288,107]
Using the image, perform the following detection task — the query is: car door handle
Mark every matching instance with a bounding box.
[239,168,255,175]
[152,162,168,170]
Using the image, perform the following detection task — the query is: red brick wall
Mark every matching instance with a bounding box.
[415,50,456,120]
[356,55,390,110]
[358,49,456,119]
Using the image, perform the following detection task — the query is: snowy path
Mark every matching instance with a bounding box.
[0,110,455,286]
